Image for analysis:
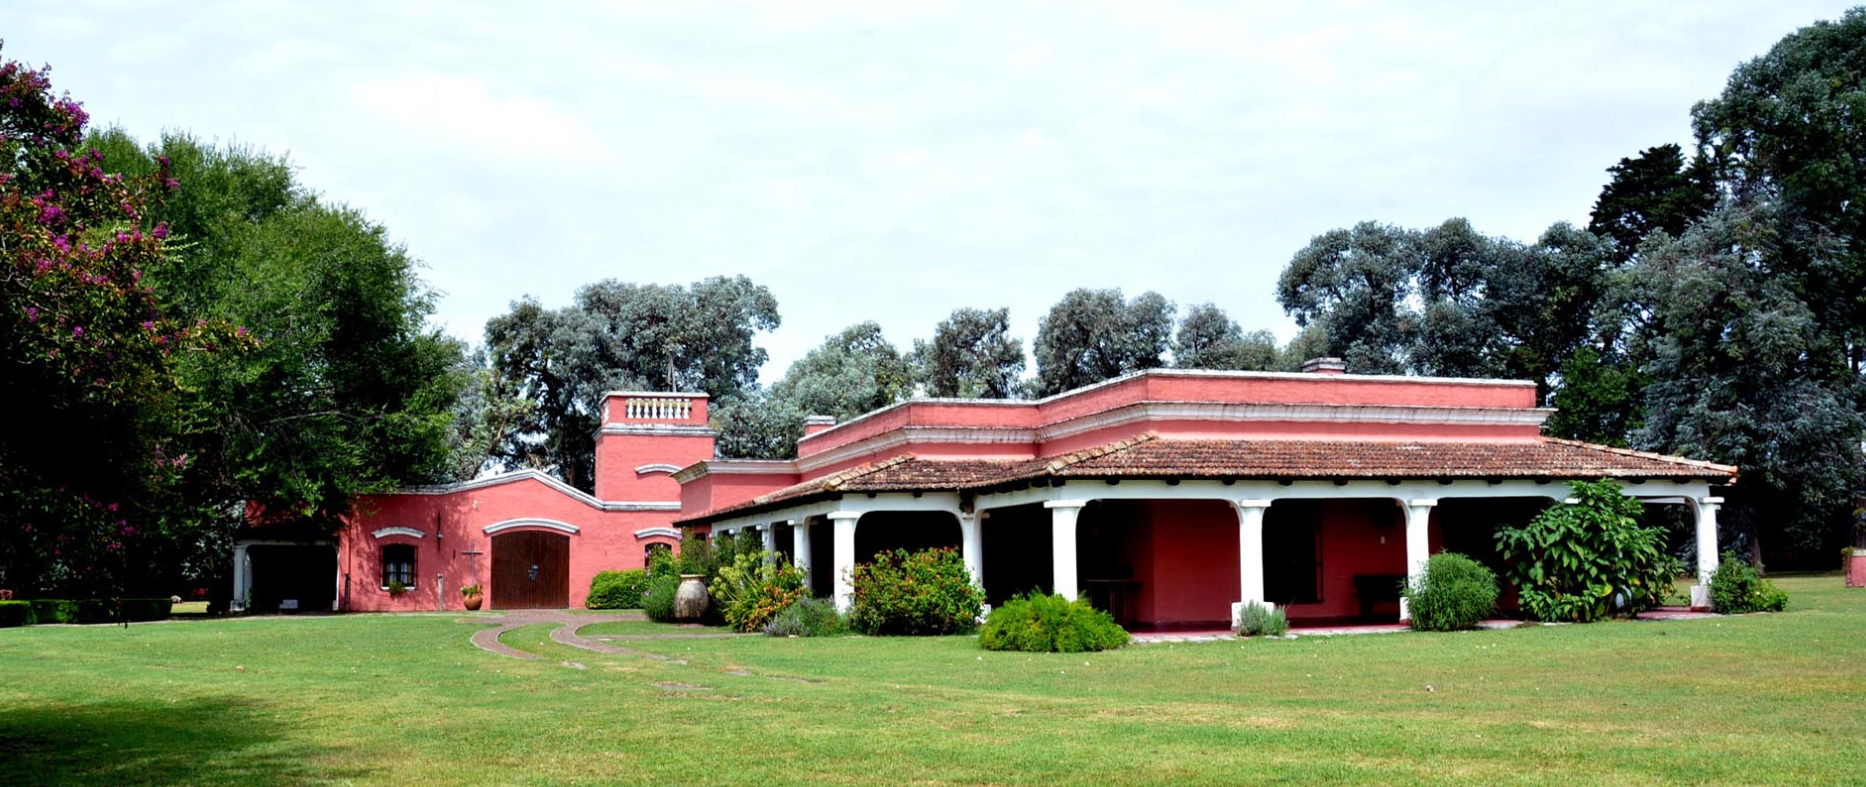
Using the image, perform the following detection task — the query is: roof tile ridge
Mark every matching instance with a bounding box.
[1538,436,1738,474]
[1044,432,1159,474]
[822,453,916,491]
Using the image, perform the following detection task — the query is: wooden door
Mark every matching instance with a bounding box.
[491,531,570,609]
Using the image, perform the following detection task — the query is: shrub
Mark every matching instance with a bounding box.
[978,593,1129,652]
[764,597,846,637]
[642,574,681,623]
[120,598,173,622]
[648,549,679,579]
[1708,552,1788,613]
[709,551,807,632]
[586,569,649,610]
[21,598,169,623]
[850,548,985,636]
[1495,479,1681,622]
[29,599,79,623]
[0,600,32,627]
[1402,552,1500,631]
[676,530,714,578]
[1236,601,1288,637]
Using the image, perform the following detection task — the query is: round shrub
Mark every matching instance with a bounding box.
[763,597,846,637]
[1708,552,1788,613]
[1235,601,1288,637]
[1401,552,1499,631]
[586,569,648,610]
[979,593,1129,652]
[850,548,984,636]
[0,600,33,627]
[642,574,681,623]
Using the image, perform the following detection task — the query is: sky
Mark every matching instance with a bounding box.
[4,1,1857,383]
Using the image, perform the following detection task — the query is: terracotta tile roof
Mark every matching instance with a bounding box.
[675,435,1734,525]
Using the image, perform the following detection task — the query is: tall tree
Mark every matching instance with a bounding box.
[910,307,1025,398]
[1588,144,1717,262]
[1033,288,1174,396]
[483,276,779,489]
[1276,222,1417,375]
[1173,303,1277,371]
[773,321,912,421]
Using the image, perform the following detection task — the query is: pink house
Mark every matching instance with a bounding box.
[231,360,1735,625]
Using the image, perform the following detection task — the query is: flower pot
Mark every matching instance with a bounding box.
[462,593,483,611]
[674,574,710,621]
[1847,553,1866,588]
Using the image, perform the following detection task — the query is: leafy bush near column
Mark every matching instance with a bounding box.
[586,569,649,610]
[978,593,1129,652]
[849,548,984,635]
[763,597,846,637]
[1401,552,1500,631]
[676,529,715,578]
[642,575,681,623]
[709,552,807,633]
[0,600,32,627]
[1495,480,1682,623]
[1235,601,1288,637]
[1708,552,1788,613]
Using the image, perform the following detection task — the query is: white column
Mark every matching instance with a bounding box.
[1045,500,1088,601]
[231,543,249,612]
[1400,499,1437,622]
[829,512,861,612]
[958,512,983,587]
[758,524,776,563]
[790,519,811,575]
[1692,496,1724,610]
[1233,500,1273,626]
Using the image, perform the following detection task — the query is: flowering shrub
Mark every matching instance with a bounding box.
[708,551,807,633]
[1707,553,1788,613]
[849,548,984,636]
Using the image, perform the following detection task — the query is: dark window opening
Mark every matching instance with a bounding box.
[382,543,416,588]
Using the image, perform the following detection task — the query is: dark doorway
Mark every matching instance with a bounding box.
[980,504,1052,605]
[491,530,570,609]
[1264,500,1324,606]
[246,544,336,613]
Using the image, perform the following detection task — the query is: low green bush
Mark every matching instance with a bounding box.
[1401,552,1500,631]
[642,574,681,623]
[978,593,1129,653]
[763,597,846,637]
[29,599,80,624]
[1496,479,1680,622]
[709,552,807,633]
[1236,601,1288,637]
[22,598,171,624]
[586,569,649,610]
[1708,552,1788,613]
[850,548,984,636]
[0,600,32,627]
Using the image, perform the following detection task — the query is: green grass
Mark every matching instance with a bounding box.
[2,576,1862,786]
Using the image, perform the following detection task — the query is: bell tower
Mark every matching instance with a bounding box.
[592,392,714,503]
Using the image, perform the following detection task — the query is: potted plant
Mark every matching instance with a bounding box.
[1846,547,1866,589]
[387,580,408,598]
[460,584,484,611]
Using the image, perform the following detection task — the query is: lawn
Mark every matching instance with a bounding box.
[2,575,1862,786]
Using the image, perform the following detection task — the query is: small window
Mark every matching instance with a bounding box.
[382,544,417,588]
[645,542,672,567]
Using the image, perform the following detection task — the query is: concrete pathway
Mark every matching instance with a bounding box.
[464,609,747,661]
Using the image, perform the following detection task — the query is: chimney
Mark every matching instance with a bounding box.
[1300,357,1346,375]
[802,414,837,437]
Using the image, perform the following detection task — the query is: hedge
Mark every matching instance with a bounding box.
[24,598,173,624]
[0,600,32,627]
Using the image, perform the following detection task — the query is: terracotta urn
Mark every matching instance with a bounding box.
[462,593,483,611]
[674,574,710,620]
[1847,551,1866,588]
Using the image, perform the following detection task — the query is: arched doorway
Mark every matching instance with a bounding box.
[491,530,570,609]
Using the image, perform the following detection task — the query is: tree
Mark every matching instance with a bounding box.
[910,307,1024,398]
[1173,303,1277,371]
[773,322,912,422]
[0,56,252,595]
[484,277,779,487]
[1276,222,1416,375]
[84,130,467,529]
[1588,144,1716,262]
[1032,289,1174,396]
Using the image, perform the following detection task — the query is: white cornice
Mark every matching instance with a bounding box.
[796,427,1036,473]
[601,390,709,399]
[370,527,425,540]
[673,459,800,483]
[604,501,682,512]
[635,463,682,476]
[396,470,681,512]
[634,527,681,540]
[1036,401,1553,443]
[598,424,716,438]
[483,518,580,536]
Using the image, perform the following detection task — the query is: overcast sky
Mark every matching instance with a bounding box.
[4,2,1856,382]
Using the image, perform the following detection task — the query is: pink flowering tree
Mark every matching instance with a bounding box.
[0,52,252,595]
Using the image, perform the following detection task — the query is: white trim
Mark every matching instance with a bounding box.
[674,459,801,483]
[604,501,683,512]
[598,424,716,438]
[401,470,607,509]
[635,463,683,476]
[601,390,709,399]
[634,527,681,540]
[482,518,581,536]
[370,527,425,540]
